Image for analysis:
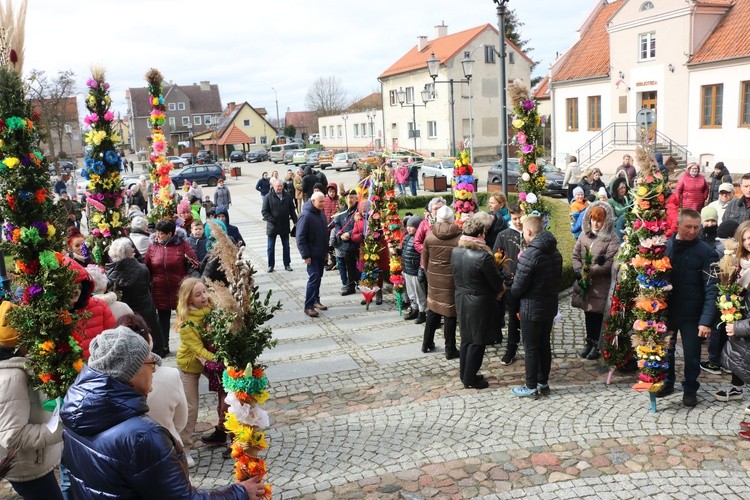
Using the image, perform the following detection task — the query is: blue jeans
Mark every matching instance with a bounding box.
[398,183,406,196]
[708,321,727,365]
[267,233,291,269]
[10,470,64,500]
[409,178,418,196]
[305,258,325,310]
[336,252,359,288]
[666,318,702,393]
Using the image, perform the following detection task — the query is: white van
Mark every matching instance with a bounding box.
[270,143,303,163]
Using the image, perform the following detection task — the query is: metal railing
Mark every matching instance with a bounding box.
[576,122,691,167]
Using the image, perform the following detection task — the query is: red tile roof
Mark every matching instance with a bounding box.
[285,111,317,132]
[347,92,383,112]
[533,76,550,100]
[379,24,533,79]
[552,1,622,82]
[690,0,750,64]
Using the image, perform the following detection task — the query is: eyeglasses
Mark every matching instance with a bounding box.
[143,358,158,372]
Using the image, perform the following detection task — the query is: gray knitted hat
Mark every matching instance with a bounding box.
[88,326,151,383]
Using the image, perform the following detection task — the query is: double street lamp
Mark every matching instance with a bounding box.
[426,52,474,156]
[365,108,377,149]
[397,87,431,152]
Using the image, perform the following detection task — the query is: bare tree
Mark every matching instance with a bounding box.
[305,76,348,116]
[26,69,77,158]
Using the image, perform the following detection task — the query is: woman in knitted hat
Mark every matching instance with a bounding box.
[0,301,64,498]
[61,327,265,498]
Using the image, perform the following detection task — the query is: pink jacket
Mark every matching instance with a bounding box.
[394,166,409,185]
[413,218,432,254]
[674,173,708,211]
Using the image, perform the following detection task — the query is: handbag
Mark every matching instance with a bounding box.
[184,253,200,278]
[417,267,427,285]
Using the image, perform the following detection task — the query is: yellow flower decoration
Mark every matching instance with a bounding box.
[151,97,159,105]
[512,119,525,129]
[73,359,84,372]
[2,157,20,169]
[85,130,107,146]
[254,390,270,404]
[91,213,102,224]
[110,133,121,144]
[104,96,111,106]
[98,222,111,232]
[46,223,56,239]
[39,340,55,354]
[87,95,96,106]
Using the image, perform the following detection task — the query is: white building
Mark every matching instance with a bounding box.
[378,22,533,159]
[318,93,383,151]
[550,0,750,175]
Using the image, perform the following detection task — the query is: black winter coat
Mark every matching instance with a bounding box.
[105,257,162,340]
[492,227,523,279]
[722,197,750,225]
[61,366,245,499]
[451,239,503,345]
[261,190,298,236]
[296,202,328,260]
[666,236,718,326]
[402,233,421,276]
[485,212,508,252]
[511,231,562,322]
[723,294,750,384]
[708,166,732,204]
[332,207,359,254]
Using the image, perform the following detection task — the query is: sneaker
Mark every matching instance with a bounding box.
[700,361,721,375]
[538,383,551,396]
[186,453,196,468]
[500,352,516,366]
[221,446,232,459]
[200,426,227,446]
[512,385,539,398]
[721,366,732,374]
[715,386,743,401]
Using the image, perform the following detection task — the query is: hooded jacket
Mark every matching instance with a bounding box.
[323,183,340,222]
[67,258,116,359]
[105,257,162,341]
[61,366,244,499]
[674,171,709,211]
[512,231,562,322]
[708,165,732,204]
[144,228,197,311]
[723,293,750,384]
[296,199,329,260]
[422,221,462,317]
[176,305,215,374]
[214,206,245,246]
[571,202,621,313]
[451,238,503,345]
[0,356,63,482]
[332,204,359,255]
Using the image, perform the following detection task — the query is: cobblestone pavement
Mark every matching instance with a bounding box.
[3,163,750,498]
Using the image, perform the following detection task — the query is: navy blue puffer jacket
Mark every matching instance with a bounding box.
[61,366,245,499]
[511,231,563,322]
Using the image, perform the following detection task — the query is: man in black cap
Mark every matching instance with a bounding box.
[708,161,732,204]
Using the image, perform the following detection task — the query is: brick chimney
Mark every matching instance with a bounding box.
[435,21,447,38]
[417,35,428,52]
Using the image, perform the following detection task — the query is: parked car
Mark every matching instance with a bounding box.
[196,150,218,163]
[229,150,247,162]
[49,160,77,174]
[282,150,296,164]
[269,143,303,163]
[318,150,334,168]
[332,152,362,172]
[166,155,187,167]
[246,149,269,162]
[180,152,195,165]
[487,159,566,197]
[121,172,142,192]
[420,160,455,184]
[171,163,226,187]
[292,148,316,166]
[306,150,321,166]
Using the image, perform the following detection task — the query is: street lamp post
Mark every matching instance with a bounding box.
[366,108,377,149]
[397,87,431,152]
[271,86,281,137]
[426,52,474,157]
[342,113,349,152]
[494,0,510,198]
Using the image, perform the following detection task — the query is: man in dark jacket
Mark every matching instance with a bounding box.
[658,209,718,406]
[707,161,732,204]
[62,328,263,499]
[493,204,524,365]
[261,178,297,273]
[615,154,636,187]
[332,190,360,296]
[301,166,318,201]
[297,192,329,317]
[511,215,562,398]
[214,206,245,247]
[722,173,750,224]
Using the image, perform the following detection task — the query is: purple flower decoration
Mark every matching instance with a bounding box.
[81,243,90,259]
[521,144,535,154]
[523,99,535,111]
[540,115,548,127]
[28,284,43,297]
[31,221,48,237]
[86,78,98,89]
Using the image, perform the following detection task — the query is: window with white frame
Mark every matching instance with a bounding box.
[243,119,250,127]
[322,127,327,138]
[428,121,437,138]
[181,116,190,126]
[177,102,186,110]
[168,102,176,111]
[193,115,202,125]
[329,126,334,137]
[168,117,175,128]
[389,90,397,106]
[406,86,415,104]
[424,82,436,100]
[337,125,342,138]
[639,32,656,61]
[353,124,360,137]
[260,136,268,144]
[204,115,212,125]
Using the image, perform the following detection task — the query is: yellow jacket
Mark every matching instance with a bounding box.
[176,306,215,374]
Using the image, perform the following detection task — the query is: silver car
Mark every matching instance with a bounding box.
[332,152,361,172]
[420,160,454,184]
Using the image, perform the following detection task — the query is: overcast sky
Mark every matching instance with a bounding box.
[23,0,594,120]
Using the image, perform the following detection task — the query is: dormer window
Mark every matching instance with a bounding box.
[640,1,654,11]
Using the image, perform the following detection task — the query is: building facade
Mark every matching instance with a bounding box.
[378,23,533,159]
[317,93,383,151]
[550,0,750,175]
[194,101,277,157]
[125,80,223,152]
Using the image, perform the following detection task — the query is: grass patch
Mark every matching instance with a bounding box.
[397,193,575,291]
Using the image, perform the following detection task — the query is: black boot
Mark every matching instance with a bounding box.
[415,312,426,324]
[422,311,438,353]
[579,341,593,359]
[341,285,355,296]
[444,317,460,360]
[375,290,383,305]
[586,347,601,360]
[404,308,418,321]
